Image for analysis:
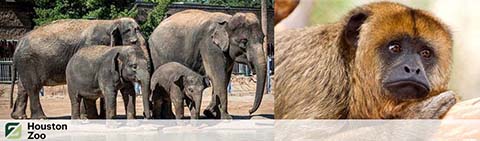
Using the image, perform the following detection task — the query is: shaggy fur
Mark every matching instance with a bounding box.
[274,2,453,119]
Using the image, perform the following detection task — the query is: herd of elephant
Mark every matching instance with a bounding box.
[9,9,267,120]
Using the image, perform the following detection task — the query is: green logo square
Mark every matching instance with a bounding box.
[5,122,22,139]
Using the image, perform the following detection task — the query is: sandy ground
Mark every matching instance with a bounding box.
[0,76,274,119]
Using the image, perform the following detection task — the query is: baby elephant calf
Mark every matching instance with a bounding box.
[66,45,151,119]
[151,62,210,119]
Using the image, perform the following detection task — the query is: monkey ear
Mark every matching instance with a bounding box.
[344,10,369,48]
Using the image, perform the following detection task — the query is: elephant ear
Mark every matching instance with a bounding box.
[174,75,185,90]
[227,13,247,31]
[203,76,211,88]
[110,24,122,47]
[211,21,229,52]
[113,52,123,76]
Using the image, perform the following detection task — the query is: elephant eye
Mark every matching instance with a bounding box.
[130,64,137,70]
[238,38,248,47]
[240,39,248,44]
[123,29,131,34]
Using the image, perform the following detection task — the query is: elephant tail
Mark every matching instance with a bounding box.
[10,64,16,108]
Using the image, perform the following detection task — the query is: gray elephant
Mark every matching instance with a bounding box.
[148,9,267,119]
[66,45,151,119]
[10,18,148,119]
[150,62,210,119]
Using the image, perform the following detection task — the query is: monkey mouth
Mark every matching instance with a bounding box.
[384,80,430,100]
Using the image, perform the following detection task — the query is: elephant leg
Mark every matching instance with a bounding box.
[80,98,88,119]
[99,98,106,119]
[103,89,118,119]
[120,84,136,119]
[203,61,232,119]
[152,99,162,119]
[204,68,234,119]
[84,98,99,119]
[173,99,184,119]
[171,87,184,119]
[204,90,220,118]
[186,99,198,119]
[27,84,46,119]
[69,92,81,119]
[11,79,28,119]
[151,90,163,119]
[161,98,175,119]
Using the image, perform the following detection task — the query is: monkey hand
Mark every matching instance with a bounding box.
[404,91,457,119]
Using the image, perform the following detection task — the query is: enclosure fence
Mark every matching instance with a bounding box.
[0,57,15,84]
[0,39,17,84]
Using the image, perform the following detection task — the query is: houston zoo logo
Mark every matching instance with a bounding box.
[5,122,22,139]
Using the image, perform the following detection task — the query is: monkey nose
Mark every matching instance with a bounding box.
[403,66,421,75]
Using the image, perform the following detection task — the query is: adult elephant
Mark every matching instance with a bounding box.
[149,10,267,119]
[10,18,148,119]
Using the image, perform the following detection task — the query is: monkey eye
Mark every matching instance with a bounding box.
[419,49,432,58]
[388,43,402,53]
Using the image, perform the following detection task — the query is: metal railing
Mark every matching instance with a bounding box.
[0,58,16,84]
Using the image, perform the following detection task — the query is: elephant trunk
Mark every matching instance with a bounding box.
[192,94,202,119]
[248,43,267,114]
[137,69,151,119]
[136,32,151,67]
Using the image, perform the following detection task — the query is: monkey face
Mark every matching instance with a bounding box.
[380,36,436,100]
[351,3,453,101]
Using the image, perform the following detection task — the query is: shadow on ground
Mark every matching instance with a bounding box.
[46,114,274,120]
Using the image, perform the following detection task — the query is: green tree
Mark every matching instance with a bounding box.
[171,0,263,7]
[141,0,172,38]
[33,0,137,26]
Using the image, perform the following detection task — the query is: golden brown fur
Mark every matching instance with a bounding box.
[274,2,453,119]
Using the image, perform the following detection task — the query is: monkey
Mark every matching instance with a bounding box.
[273,2,456,119]
[274,0,299,25]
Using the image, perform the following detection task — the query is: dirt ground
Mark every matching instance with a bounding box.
[0,76,274,119]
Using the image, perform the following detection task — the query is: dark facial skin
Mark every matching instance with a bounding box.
[381,36,435,100]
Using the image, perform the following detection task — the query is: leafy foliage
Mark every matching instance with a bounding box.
[171,0,271,8]
[141,0,172,38]
[31,0,264,36]
[33,0,137,26]
[33,0,171,37]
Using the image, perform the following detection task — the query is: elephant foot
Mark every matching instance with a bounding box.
[30,113,47,119]
[143,111,152,119]
[203,109,218,119]
[220,113,233,119]
[127,113,136,119]
[11,110,27,119]
[80,114,88,119]
[11,113,27,119]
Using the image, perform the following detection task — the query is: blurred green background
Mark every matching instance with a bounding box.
[308,0,432,25]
